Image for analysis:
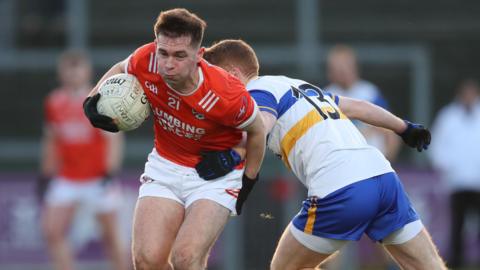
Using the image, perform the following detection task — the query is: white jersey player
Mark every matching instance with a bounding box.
[200,39,446,270]
[249,75,393,197]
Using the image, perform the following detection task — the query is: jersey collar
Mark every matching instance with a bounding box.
[165,67,204,96]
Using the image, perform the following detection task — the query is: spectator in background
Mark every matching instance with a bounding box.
[38,50,128,270]
[325,44,402,270]
[325,45,401,162]
[429,79,480,268]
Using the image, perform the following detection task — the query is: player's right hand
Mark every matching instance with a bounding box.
[398,120,431,152]
[83,93,119,132]
[195,150,242,180]
[236,174,258,215]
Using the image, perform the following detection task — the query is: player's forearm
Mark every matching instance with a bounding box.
[244,130,266,178]
[232,112,276,161]
[243,116,267,178]
[339,97,407,134]
[232,132,247,160]
[88,60,127,97]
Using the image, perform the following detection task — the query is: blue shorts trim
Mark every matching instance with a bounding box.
[292,172,419,242]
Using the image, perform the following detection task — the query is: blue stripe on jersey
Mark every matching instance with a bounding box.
[249,90,278,118]
[278,89,328,118]
[325,92,340,105]
[277,91,299,118]
[251,88,335,119]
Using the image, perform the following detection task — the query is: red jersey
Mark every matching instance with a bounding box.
[44,89,108,181]
[127,43,257,167]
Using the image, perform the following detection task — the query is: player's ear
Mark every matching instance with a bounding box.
[230,66,243,79]
[196,47,205,63]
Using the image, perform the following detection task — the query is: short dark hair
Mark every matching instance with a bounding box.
[153,8,207,48]
[204,39,259,78]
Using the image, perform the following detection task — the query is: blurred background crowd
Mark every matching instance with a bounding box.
[1,0,480,269]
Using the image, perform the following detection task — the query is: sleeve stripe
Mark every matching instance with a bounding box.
[258,106,278,116]
[236,101,259,129]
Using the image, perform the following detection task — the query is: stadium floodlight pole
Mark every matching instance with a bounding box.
[296,0,322,81]
[66,0,88,49]
[0,0,15,49]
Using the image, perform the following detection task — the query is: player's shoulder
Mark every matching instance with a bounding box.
[131,42,156,58]
[129,42,156,66]
[248,75,298,99]
[247,75,278,89]
[128,42,159,77]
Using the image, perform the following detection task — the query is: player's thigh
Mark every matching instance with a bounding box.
[271,223,342,270]
[172,199,230,261]
[383,228,446,270]
[41,203,77,239]
[132,197,184,263]
[42,179,79,237]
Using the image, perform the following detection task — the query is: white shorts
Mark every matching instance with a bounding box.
[45,176,121,213]
[290,219,424,254]
[139,149,243,215]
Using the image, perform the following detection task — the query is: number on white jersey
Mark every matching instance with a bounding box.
[291,83,340,120]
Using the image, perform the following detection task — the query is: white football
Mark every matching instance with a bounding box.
[97,73,150,131]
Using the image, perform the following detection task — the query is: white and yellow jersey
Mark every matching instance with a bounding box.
[247,76,393,197]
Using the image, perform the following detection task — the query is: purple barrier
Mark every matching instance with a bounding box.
[0,171,141,265]
[357,167,479,265]
[0,169,478,267]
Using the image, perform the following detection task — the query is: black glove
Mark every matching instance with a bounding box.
[36,175,51,203]
[236,174,258,215]
[398,120,431,152]
[195,150,242,180]
[83,93,119,132]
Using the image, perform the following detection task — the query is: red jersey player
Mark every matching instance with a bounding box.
[83,8,266,269]
[39,50,127,270]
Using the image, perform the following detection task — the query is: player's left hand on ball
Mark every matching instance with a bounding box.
[398,120,431,152]
[235,174,258,215]
[196,150,242,180]
[83,93,119,132]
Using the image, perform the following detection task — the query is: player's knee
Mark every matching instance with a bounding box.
[133,254,170,270]
[171,246,205,270]
[132,246,169,269]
